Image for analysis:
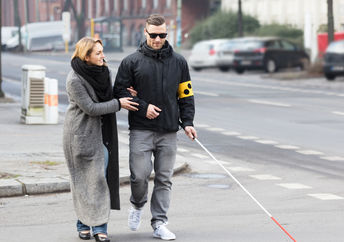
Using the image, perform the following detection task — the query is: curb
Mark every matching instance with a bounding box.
[0,162,189,198]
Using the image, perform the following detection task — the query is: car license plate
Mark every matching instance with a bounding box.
[241,60,251,65]
[331,66,344,71]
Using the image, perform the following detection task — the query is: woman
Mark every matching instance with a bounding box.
[63,37,138,242]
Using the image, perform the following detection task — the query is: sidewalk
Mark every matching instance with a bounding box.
[0,99,188,197]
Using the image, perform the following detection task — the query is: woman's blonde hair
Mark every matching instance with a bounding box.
[71,37,103,61]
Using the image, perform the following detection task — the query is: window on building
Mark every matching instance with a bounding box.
[142,0,146,8]
[153,0,158,9]
[88,0,92,18]
[166,0,171,8]
[124,0,128,10]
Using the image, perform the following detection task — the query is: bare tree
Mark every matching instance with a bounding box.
[327,0,334,43]
[0,0,4,97]
[63,0,86,41]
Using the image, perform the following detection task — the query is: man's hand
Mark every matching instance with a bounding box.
[184,126,197,140]
[146,104,162,119]
[127,86,137,97]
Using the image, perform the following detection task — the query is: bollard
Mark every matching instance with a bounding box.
[44,78,59,124]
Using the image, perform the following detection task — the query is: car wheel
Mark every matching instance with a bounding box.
[234,68,245,74]
[265,59,277,73]
[325,73,336,81]
[192,67,202,71]
[219,66,230,72]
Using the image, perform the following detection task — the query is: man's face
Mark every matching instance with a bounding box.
[144,23,167,50]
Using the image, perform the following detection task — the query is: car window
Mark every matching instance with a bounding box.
[280,40,296,51]
[326,41,344,53]
[241,40,263,50]
[266,40,280,49]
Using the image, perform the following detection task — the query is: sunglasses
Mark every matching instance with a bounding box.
[146,30,168,39]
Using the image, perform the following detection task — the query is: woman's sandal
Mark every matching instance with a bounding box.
[78,230,91,240]
[94,233,110,242]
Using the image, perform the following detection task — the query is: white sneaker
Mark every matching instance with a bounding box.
[153,223,176,240]
[128,206,143,231]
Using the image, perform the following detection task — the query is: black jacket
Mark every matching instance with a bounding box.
[114,41,195,132]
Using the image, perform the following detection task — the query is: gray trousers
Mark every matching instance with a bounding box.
[129,130,177,228]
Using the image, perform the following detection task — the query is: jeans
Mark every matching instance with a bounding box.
[129,130,177,229]
[76,144,109,235]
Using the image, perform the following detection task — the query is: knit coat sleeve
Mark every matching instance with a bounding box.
[67,73,120,117]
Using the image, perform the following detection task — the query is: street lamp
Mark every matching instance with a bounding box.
[238,0,243,37]
[0,0,4,98]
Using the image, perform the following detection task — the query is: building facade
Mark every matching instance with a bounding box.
[1,0,216,47]
[222,0,344,60]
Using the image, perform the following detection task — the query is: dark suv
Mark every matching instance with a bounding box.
[323,40,344,81]
[233,37,309,74]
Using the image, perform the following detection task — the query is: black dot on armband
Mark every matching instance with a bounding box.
[184,89,190,95]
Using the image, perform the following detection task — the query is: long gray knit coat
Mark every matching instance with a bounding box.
[63,70,121,226]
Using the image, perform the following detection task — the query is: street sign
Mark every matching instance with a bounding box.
[62,12,71,42]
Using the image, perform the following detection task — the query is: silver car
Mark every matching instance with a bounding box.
[188,39,236,72]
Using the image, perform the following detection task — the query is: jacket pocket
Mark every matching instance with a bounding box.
[72,134,95,160]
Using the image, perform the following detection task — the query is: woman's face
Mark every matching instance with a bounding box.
[85,42,105,66]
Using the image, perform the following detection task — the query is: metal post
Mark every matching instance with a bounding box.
[327,0,334,44]
[176,0,182,48]
[238,0,243,37]
[0,0,4,98]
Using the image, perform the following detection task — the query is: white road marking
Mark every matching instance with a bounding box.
[191,153,209,159]
[195,124,210,128]
[255,139,278,145]
[223,131,241,136]
[194,91,219,97]
[248,99,291,107]
[237,136,259,140]
[227,166,254,172]
[177,148,189,153]
[320,156,344,161]
[296,150,324,155]
[250,174,282,180]
[206,127,226,132]
[277,183,312,189]
[308,193,344,200]
[275,145,300,150]
[332,111,344,116]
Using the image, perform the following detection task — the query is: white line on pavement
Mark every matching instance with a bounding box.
[195,124,210,128]
[237,136,259,140]
[308,193,344,200]
[276,183,312,189]
[249,174,282,180]
[248,99,291,107]
[191,153,209,159]
[296,150,324,155]
[227,166,254,172]
[274,145,300,150]
[320,156,344,161]
[193,91,219,97]
[177,148,189,153]
[255,139,279,145]
[223,131,241,136]
[332,111,344,116]
[206,127,226,132]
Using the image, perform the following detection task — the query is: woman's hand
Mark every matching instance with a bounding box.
[127,86,137,97]
[119,97,139,111]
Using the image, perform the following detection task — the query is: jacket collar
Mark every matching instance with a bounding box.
[138,40,173,59]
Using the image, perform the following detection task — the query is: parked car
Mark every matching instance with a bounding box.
[188,39,237,72]
[232,37,309,74]
[323,40,344,81]
[1,26,18,50]
[5,21,67,51]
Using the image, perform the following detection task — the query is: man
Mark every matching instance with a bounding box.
[114,14,196,240]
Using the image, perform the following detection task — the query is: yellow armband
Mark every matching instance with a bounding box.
[178,81,194,99]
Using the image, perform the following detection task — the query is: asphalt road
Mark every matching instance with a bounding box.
[1,52,344,241]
